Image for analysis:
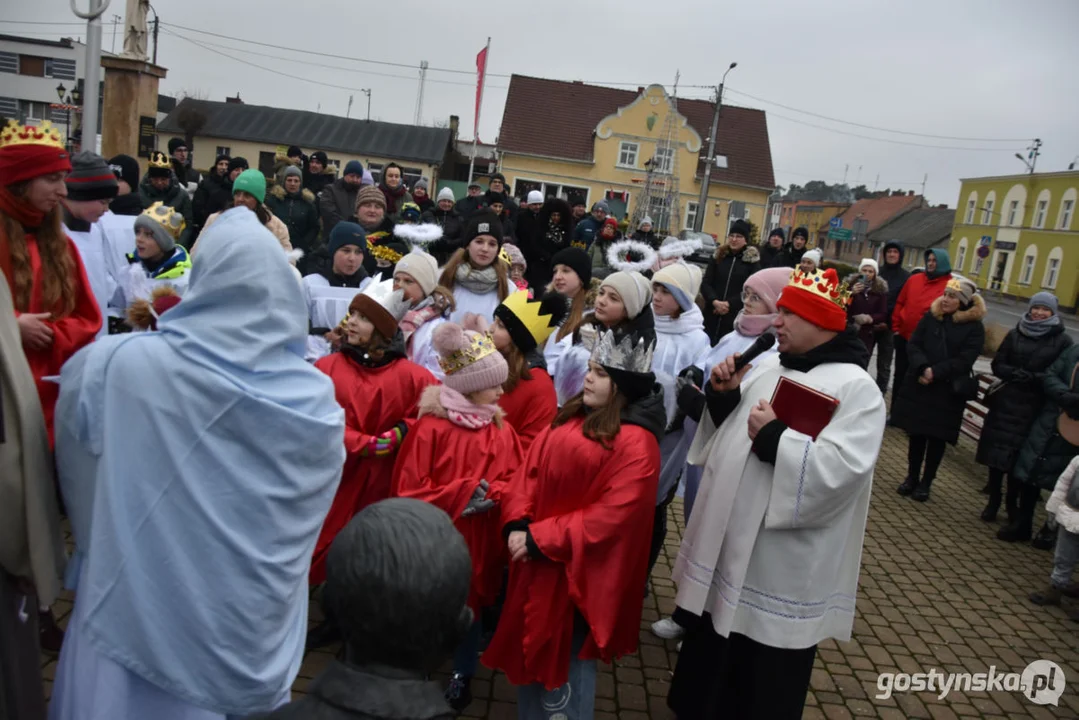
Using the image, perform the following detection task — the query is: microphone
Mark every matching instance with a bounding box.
[732,333,777,373]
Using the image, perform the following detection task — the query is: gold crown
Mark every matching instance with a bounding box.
[141,202,187,240]
[0,119,65,151]
[438,331,498,375]
[787,267,851,309]
[946,277,963,293]
[367,232,404,264]
[498,291,559,346]
[148,150,171,169]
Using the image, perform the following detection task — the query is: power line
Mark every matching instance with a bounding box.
[723,86,1029,143]
[0,20,86,25]
[766,111,1016,152]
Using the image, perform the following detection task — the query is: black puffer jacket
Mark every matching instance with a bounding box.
[266,184,320,253]
[891,295,986,444]
[520,198,572,290]
[879,240,911,324]
[193,171,232,229]
[620,386,667,444]
[700,244,762,342]
[1012,343,1079,490]
[759,243,792,269]
[421,206,464,264]
[977,324,1073,471]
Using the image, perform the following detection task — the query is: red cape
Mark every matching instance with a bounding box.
[392,413,523,612]
[309,353,436,585]
[15,234,101,446]
[483,418,660,689]
[498,368,557,454]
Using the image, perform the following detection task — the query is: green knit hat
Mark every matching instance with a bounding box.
[233,168,266,203]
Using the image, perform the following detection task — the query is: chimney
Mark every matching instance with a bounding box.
[638,86,645,93]
[908,190,914,197]
[937,203,947,209]
[225,93,243,104]
[449,115,459,141]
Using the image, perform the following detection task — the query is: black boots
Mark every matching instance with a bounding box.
[998,484,1040,543]
[897,476,917,496]
[445,672,473,713]
[912,476,933,502]
[1031,522,1057,551]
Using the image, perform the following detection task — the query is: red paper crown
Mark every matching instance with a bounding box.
[776,267,851,332]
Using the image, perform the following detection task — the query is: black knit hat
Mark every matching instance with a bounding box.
[551,247,592,287]
[66,151,119,201]
[568,194,586,208]
[463,211,504,246]
[107,154,140,190]
[167,137,187,155]
[310,151,328,166]
[490,172,507,185]
[484,190,506,206]
[768,227,785,242]
[228,157,249,173]
[214,153,231,166]
[729,219,752,239]
[792,226,809,241]
[287,145,303,159]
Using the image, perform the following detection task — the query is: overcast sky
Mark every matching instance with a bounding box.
[6,0,1078,204]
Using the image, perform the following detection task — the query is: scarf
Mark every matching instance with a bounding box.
[734,310,776,337]
[455,262,499,295]
[0,185,44,227]
[340,331,407,368]
[1018,312,1061,339]
[440,385,499,429]
[400,296,446,341]
[380,183,407,216]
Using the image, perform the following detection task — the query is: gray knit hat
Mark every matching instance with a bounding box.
[1028,291,1058,314]
[283,165,302,180]
[66,151,119,201]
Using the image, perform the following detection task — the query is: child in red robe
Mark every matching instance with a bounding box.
[0,120,101,448]
[483,325,664,718]
[392,321,523,712]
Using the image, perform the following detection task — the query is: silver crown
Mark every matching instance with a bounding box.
[587,328,654,373]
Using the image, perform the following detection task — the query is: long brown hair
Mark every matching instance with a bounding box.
[553,388,628,450]
[551,277,599,342]
[501,342,533,393]
[0,182,78,315]
[438,247,510,300]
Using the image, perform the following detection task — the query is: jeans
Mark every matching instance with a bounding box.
[517,627,596,720]
[1051,527,1079,589]
[452,619,484,678]
[874,329,894,394]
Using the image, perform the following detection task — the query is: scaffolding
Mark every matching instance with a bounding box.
[629,78,682,236]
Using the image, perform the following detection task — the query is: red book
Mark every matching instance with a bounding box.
[769,376,840,440]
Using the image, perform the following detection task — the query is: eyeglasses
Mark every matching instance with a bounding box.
[741,289,762,304]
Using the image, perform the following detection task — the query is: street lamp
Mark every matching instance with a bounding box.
[52,81,82,152]
[694,61,737,232]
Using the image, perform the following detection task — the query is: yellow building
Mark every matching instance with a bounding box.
[495,76,775,238]
[156,97,453,186]
[948,170,1079,311]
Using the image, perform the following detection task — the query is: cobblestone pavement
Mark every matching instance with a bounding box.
[42,425,1079,718]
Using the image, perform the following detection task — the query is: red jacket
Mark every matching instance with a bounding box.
[309,353,435,585]
[892,272,952,340]
[392,407,523,612]
[483,418,660,689]
[498,368,557,455]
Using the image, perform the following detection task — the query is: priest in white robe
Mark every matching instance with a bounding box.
[668,267,886,719]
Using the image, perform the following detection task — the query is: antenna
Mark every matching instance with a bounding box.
[415,60,428,125]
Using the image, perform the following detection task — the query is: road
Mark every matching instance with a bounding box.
[981,296,1079,341]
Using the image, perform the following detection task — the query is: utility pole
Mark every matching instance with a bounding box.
[361,88,371,122]
[414,60,428,125]
[71,0,109,153]
[346,94,353,119]
[695,61,737,233]
[920,173,927,201]
[151,12,159,65]
[110,13,120,53]
[873,173,880,192]
[843,164,849,185]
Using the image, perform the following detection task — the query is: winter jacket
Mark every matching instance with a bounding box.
[108,192,145,217]
[421,206,465,264]
[267,184,320,253]
[1046,456,1079,536]
[699,244,762,343]
[788,244,806,268]
[518,198,572,290]
[977,324,1073,472]
[413,194,435,214]
[573,215,603,249]
[514,208,541,250]
[319,178,360,238]
[192,171,232,230]
[455,195,485,218]
[378,184,413,218]
[844,274,889,353]
[631,229,659,249]
[245,660,454,720]
[171,157,198,189]
[879,240,910,323]
[891,295,986,444]
[1012,343,1079,491]
[760,243,793,269]
[304,166,335,198]
[891,248,952,340]
[138,175,194,249]
[588,233,622,280]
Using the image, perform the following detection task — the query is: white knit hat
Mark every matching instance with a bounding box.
[652,261,703,311]
[801,249,822,268]
[393,248,439,297]
[601,271,653,320]
[437,186,455,203]
[859,258,879,275]
[526,190,544,205]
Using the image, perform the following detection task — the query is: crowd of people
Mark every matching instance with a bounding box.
[2,118,1077,720]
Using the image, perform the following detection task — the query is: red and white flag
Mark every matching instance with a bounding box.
[474,43,488,142]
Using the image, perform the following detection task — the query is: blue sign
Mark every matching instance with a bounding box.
[829,217,843,229]
[979,235,992,247]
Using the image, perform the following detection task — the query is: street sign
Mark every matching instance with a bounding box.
[977,245,990,259]
[829,217,842,229]
[995,241,1017,251]
[979,235,992,247]
[138,116,156,158]
[828,228,853,241]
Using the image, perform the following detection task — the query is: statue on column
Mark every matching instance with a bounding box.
[122,0,150,61]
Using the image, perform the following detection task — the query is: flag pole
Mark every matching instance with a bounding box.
[467,37,491,185]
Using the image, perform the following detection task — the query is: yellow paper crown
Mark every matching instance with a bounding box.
[498,290,559,347]
[0,119,65,151]
[499,247,512,265]
[367,232,404,264]
[148,150,171,170]
[946,277,962,293]
[140,202,187,240]
[786,267,851,309]
[438,331,498,375]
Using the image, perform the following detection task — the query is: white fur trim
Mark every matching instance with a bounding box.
[286,248,304,266]
[657,236,702,260]
[607,239,659,274]
[393,223,444,245]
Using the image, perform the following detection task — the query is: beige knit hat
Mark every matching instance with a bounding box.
[652,261,703,311]
[394,248,440,297]
[601,271,653,320]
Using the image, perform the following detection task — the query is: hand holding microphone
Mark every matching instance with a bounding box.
[709,333,776,392]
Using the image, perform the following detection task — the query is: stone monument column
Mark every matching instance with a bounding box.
[100,0,167,160]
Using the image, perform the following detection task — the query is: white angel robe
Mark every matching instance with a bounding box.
[448,284,500,325]
[64,222,124,336]
[674,353,885,649]
[302,274,375,362]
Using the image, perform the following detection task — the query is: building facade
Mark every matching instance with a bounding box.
[777,201,851,247]
[948,171,1078,311]
[496,76,775,238]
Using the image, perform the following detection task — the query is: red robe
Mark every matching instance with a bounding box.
[392,411,523,612]
[482,418,660,689]
[13,234,101,446]
[309,353,436,585]
[498,368,557,455]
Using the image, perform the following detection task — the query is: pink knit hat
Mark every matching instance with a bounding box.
[743,266,793,314]
[432,322,508,394]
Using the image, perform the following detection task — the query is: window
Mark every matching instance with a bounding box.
[1059,192,1076,230]
[1007,200,1019,226]
[17,54,45,77]
[965,199,976,224]
[973,256,985,276]
[512,179,542,201]
[685,201,699,230]
[0,97,16,117]
[654,146,674,174]
[982,191,996,224]
[367,162,383,183]
[618,141,638,168]
[257,151,276,178]
[0,52,17,74]
[1018,247,1037,285]
[955,237,968,272]
[648,195,672,232]
[50,106,70,125]
[19,100,47,121]
[1034,200,1048,228]
[1042,247,1063,289]
[215,146,231,158]
[44,57,76,80]
[512,179,588,205]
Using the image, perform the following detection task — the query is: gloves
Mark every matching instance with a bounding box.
[462,479,496,517]
[678,365,705,388]
[359,421,408,457]
[677,379,706,422]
